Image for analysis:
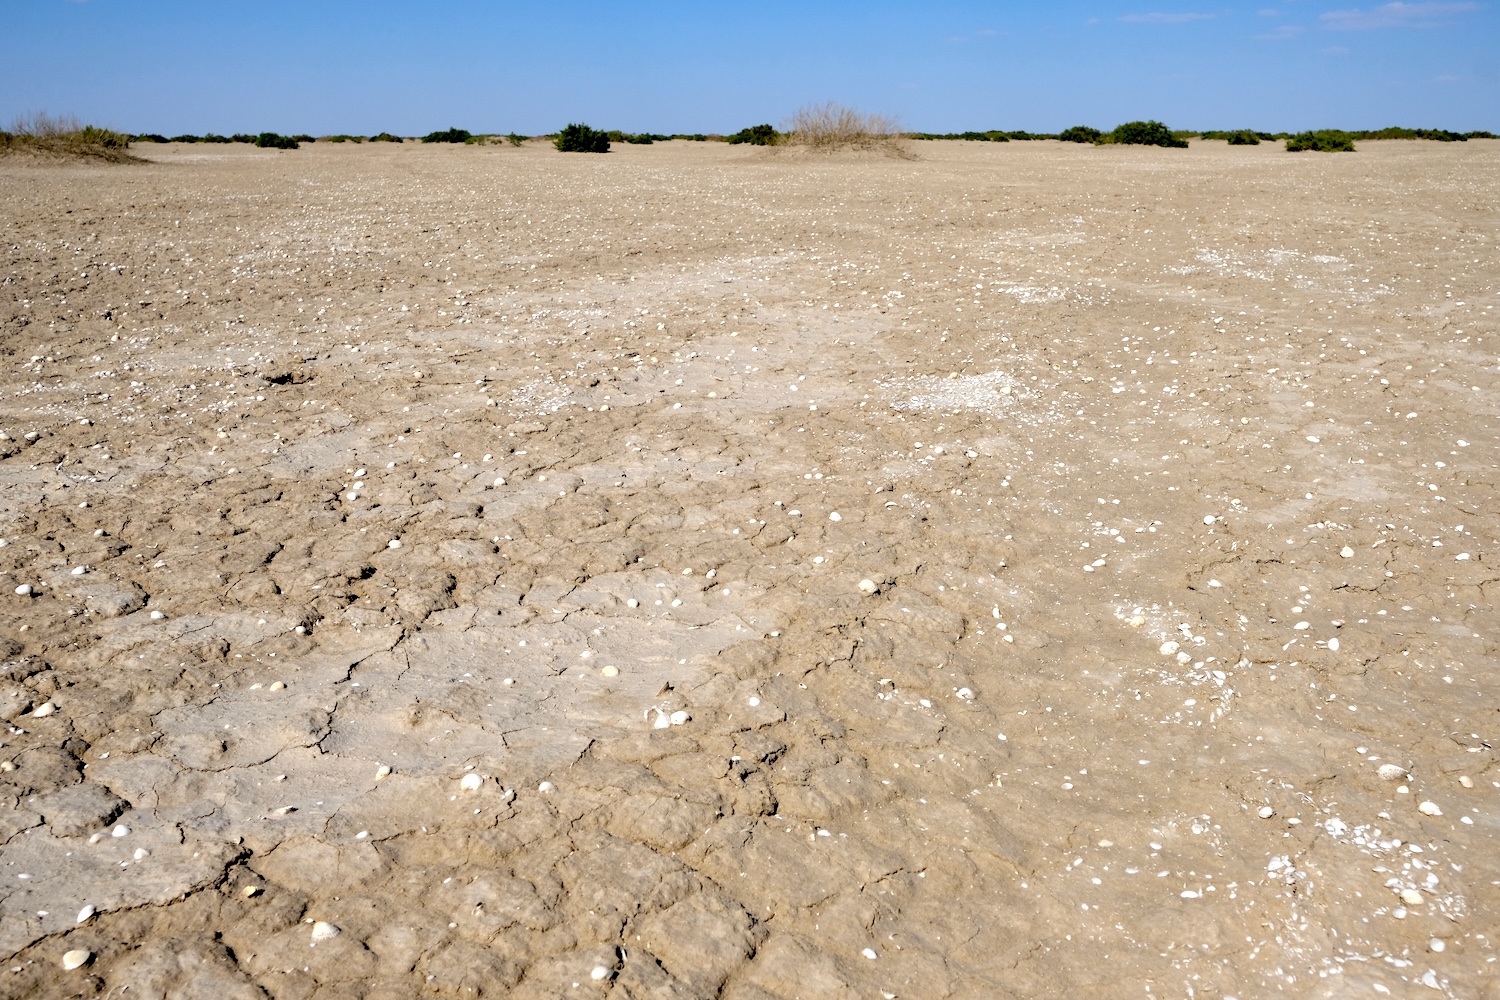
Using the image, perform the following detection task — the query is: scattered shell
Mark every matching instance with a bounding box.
[600,665,619,678]
[1418,800,1442,816]
[1400,888,1425,906]
[828,512,842,522]
[241,885,261,898]
[149,610,166,620]
[375,765,392,780]
[626,598,639,608]
[1159,641,1180,656]
[857,579,878,595]
[1377,764,1407,781]
[956,687,975,701]
[459,773,483,792]
[669,710,690,726]
[590,966,611,981]
[862,948,878,960]
[537,781,556,793]
[111,824,129,838]
[70,566,88,576]
[310,921,341,942]
[133,848,150,860]
[1340,546,1355,558]
[1257,806,1275,819]
[76,905,96,924]
[32,702,57,718]
[1430,938,1446,953]
[13,584,32,596]
[652,710,671,730]
[1202,515,1216,525]
[268,681,285,691]
[1327,637,1340,652]
[61,949,91,971]
[387,539,402,549]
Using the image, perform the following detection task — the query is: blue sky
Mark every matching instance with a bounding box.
[2,1,1494,134]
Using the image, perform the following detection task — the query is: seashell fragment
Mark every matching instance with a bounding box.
[600,665,619,678]
[537,781,556,793]
[1258,806,1275,819]
[862,948,878,960]
[111,824,129,838]
[459,773,483,792]
[62,949,91,971]
[858,578,878,595]
[669,710,690,726]
[241,885,261,898]
[32,702,57,718]
[1418,800,1442,816]
[956,688,975,701]
[1159,641,1180,656]
[1400,888,1424,906]
[375,765,392,780]
[310,921,340,942]
[1327,637,1340,652]
[1340,546,1355,558]
[76,905,95,924]
[829,512,842,522]
[591,966,611,981]
[1377,764,1407,781]
[14,584,32,596]
[269,681,285,691]
[1458,775,1473,788]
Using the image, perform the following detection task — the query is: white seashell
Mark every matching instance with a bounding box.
[590,966,611,981]
[310,920,340,942]
[111,824,129,838]
[600,665,619,678]
[1400,888,1424,906]
[70,566,88,576]
[14,584,32,596]
[862,948,878,960]
[1257,806,1274,819]
[1293,621,1309,630]
[1159,641,1179,656]
[493,477,506,487]
[241,885,261,898]
[858,578,877,595]
[829,512,842,522]
[387,539,401,549]
[375,765,392,780]
[652,710,671,730]
[32,702,57,718]
[1340,546,1355,558]
[956,688,975,701]
[669,710,690,726]
[1202,515,1215,525]
[1377,763,1407,781]
[1430,938,1446,953]
[459,773,483,791]
[269,681,285,691]
[1327,637,1340,652]
[62,949,91,970]
[76,905,95,924]
[133,848,150,860]
[538,781,555,793]
[1418,800,1442,816]
[1458,775,1473,788]
[149,610,166,620]
[626,598,639,608]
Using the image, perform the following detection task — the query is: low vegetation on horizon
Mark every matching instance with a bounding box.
[0,112,136,162]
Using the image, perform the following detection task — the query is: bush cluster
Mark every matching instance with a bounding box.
[1057,126,1102,144]
[506,133,528,146]
[3,114,136,161]
[423,127,471,143]
[255,132,299,149]
[727,124,778,145]
[1286,130,1355,152]
[909,130,1048,141]
[369,132,404,143]
[1107,120,1189,147]
[554,123,610,153]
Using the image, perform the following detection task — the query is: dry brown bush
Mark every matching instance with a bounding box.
[780,102,911,157]
[2,112,138,162]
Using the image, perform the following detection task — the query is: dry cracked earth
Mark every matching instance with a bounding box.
[0,137,1497,999]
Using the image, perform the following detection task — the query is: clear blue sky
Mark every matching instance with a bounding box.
[3,1,1494,135]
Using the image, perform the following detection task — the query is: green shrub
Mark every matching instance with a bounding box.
[1225,130,1259,145]
[554,123,610,153]
[727,124,778,145]
[232,134,256,143]
[1107,120,1188,147]
[1286,130,1355,152]
[169,134,200,143]
[255,132,299,149]
[202,133,232,143]
[74,126,130,148]
[505,133,528,146]
[134,133,169,143]
[369,132,404,143]
[1058,125,1102,144]
[422,127,471,143]
[323,134,364,143]
[293,134,315,143]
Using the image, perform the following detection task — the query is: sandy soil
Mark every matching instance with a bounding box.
[0,136,1496,999]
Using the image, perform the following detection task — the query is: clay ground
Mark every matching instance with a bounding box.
[0,136,1496,999]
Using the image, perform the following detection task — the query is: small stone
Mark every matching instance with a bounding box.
[1400,888,1424,906]
[862,947,878,960]
[76,904,95,924]
[626,598,639,608]
[1258,806,1275,819]
[459,773,483,791]
[1430,938,1446,953]
[857,579,878,595]
[61,949,91,971]
[1327,637,1340,652]
[387,539,401,549]
[1377,763,1407,781]
[310,921,340,942]
[1202,515,1216,525]
[1418,800,1442,816]
[133,848,149,860]
[149,610,166,620]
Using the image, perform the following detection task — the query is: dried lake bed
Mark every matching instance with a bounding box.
[0,137,1496,998]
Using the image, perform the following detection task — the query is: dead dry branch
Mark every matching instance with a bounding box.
[780,102,912,157]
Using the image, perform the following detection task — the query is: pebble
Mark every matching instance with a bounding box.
[1377,764,1407,781]
[600,665,619,678]
[1202,515,1216,525]
[14,584,32,596]
[1430,938,1446,953]
[626,598,639,608]
[1327,637,1340,652]
[310,921,341,942]
[858,579,878,595]
[76,904,95,924]
[133,848,149,860]
[459,773,483,791]
[1418,800,1442,816]
[1400,888,1425,906]
[1159,641,1180,656]
[61,949,91,971]
[493,477,506,487]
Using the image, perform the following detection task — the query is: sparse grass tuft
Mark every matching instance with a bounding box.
[2,112,137,161]
[780,102,909,156]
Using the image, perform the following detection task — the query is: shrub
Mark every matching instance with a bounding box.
[1225,130,1260,145]
[781,102,905,153]
[202,133,232,143]
[169,134,201,143]
[369,132,404,143]
[1286,130,1355,152]
[554,123,610,153]
[506,133,528,146]
[727,124,778,145]
[1107,121,1188,147]
[135,133,169,143]
[423,127,471,143]
[3,114,136,161]
[1058,125,1102,144]
[255,132,299,149]
[231,134,257,143]
[323,134,363,143]
[293,134,315,143]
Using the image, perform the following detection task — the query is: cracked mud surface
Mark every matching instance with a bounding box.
[0,138,1496,998]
